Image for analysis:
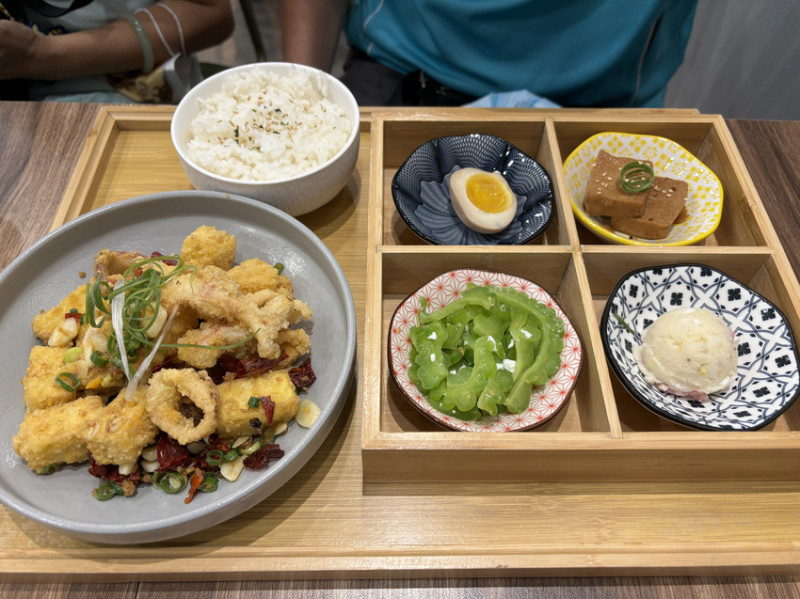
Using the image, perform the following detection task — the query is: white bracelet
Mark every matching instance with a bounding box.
[137,7,176,56]
[122,12,154,73]
[157,2,186,56]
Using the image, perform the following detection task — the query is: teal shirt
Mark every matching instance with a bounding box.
[344,0,697,107]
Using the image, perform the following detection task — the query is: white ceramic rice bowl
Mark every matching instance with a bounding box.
[171,62,360,217]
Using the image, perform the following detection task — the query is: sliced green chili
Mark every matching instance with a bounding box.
[154,471,187,494]
[206,449,224,466]
[222,450,240,462]
[619,161,655,194]
[198,473,219,493]
[94,481,124,501]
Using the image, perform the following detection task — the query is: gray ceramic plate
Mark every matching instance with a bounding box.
[0,191,356,544]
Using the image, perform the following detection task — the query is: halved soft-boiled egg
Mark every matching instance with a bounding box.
[449,167,517,233]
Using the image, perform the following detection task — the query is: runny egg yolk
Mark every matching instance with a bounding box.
[449,167,516,234]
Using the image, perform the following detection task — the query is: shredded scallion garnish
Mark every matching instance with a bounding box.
[612,311,637,336]
[84,254,255,387]
[111,282,130,379]
[90,350,108,367]
[85,255,194,379]
[125,307,177,399]
[54,372,81,392]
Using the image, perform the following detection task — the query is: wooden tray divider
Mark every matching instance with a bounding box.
[362,113,388,449]
[561,250,623,438]
[542,117,582,248]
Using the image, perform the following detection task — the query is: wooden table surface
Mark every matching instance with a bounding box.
[1,101,800,597]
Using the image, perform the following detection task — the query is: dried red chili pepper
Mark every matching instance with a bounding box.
[156,435,193,471]
[151,251,178,266]
[236,353,287,378]
[289,358,316,390]
[243,444,284,470]
[88,456,141,487]
[151,355,176,374]
[259,396,275,425]
[208,352,288,383]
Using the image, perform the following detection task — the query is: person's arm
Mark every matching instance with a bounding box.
[0,0,233,81]
[281,0,348,72]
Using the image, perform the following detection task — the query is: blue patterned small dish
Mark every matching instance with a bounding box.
[601,264,800,431]
[391,134,554,245]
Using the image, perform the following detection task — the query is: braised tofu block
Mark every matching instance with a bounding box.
[612,176,688,239]
[180,225,236,270]
[31,284,87,345]
[216,370,300,438]
[12,395,106,473]
[584,150,651,218]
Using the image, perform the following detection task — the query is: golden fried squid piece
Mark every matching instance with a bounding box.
[176,322,255,369]
[161,265,311,360]
[275,328,312,365]
[12,396,106,473]
[146,369,219,445]
[216,370,300,438]
[226,258,293,297]
[93,249,147,279]
[85,387,158,470]
[180,225,236,270]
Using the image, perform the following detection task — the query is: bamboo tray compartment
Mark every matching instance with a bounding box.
[4,105,800,579]
[363,110,800,483]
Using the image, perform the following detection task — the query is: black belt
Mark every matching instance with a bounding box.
[401,69,478,106]
[343,48,477,107]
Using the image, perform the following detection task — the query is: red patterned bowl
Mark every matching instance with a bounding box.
[388,269,583,432]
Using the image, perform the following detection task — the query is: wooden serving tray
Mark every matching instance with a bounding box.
[364,110,800,483]
[3,105,798,579]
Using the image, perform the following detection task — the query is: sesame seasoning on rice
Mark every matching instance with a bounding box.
[186,67,352,181]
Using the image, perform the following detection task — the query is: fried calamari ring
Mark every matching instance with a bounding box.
[146,368,219,445]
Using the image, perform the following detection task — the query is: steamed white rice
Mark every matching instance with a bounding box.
[186,67,352,181]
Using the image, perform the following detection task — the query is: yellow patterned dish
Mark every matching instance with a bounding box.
[563,132,723,246]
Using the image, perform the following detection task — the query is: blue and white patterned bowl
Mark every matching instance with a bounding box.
[601,264,800,431]
[391,134,554,245]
